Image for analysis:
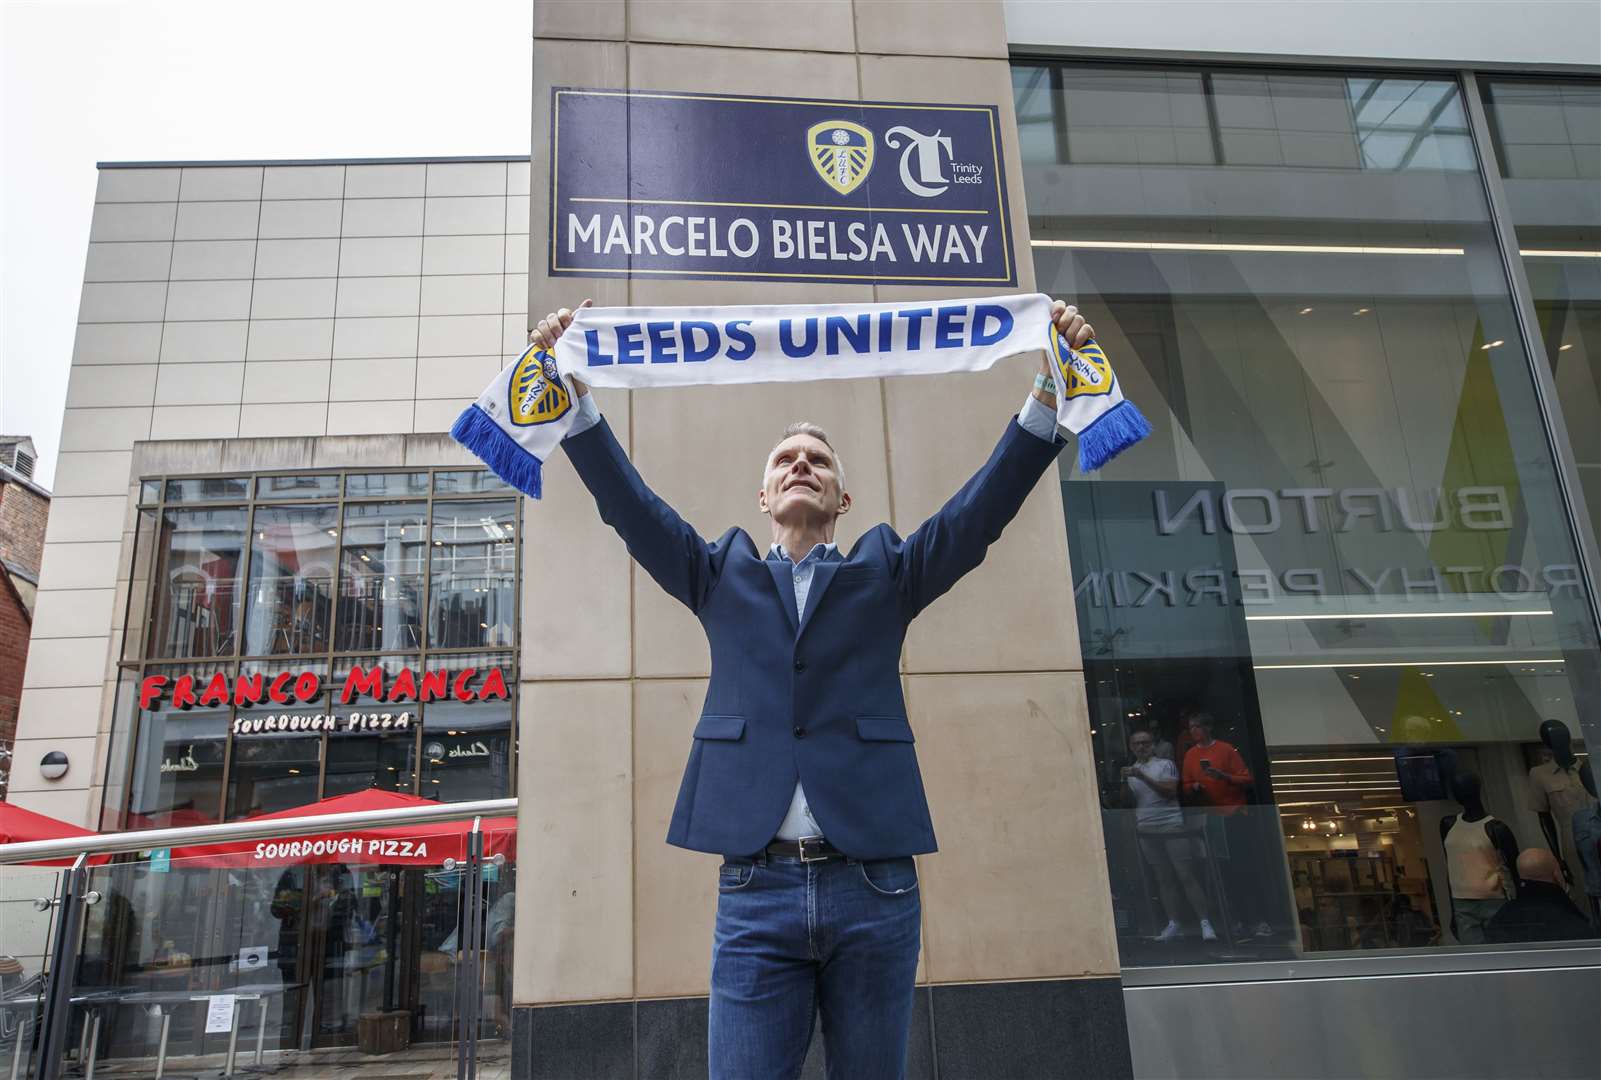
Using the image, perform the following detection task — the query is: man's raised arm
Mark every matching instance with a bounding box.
[534,301,717,613]
[893,301,1090,618]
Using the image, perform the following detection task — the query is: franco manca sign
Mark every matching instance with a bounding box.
[549,88,1016,287]
[137,664,511,736]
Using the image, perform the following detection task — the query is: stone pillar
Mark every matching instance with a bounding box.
[514,3,1131,1076]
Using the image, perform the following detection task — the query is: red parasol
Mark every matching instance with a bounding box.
[0,801,112,866]
[168,789,516,868]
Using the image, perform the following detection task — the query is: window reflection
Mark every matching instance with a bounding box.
[1023,64,1601,963]
[148,507,245,658]
[226,733,323,819]
[128,663,228,828]
[1481,78,1601,559]
[243,504,337,656]
[420,697,513,802]
[336,502,426,652]
[429,501,516,648]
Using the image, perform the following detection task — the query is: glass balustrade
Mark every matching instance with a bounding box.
[0,805,512,1080]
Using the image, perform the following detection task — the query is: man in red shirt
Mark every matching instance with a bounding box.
[1182,714,1251,814]
[1182,712,1277,939]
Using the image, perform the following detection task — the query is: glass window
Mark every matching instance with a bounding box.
[242,503,338,656]
[128,664,229,828]
[226,659,329,817]
[164,476,249,502]
[1020,63,1601,965]
[434,470,511,495]
[139,479,161,505]
[255,473,340,500]
[147,507,245,659]
[114,467,518,829]
[335,501,426,652]
[1480,78,1601,550]
[418,651,515,801]
[324,655,421,798]
[226,732,323,818]
[346,471,429,498]
[429,500,516,649]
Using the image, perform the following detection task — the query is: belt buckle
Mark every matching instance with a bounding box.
[798,835,828,863]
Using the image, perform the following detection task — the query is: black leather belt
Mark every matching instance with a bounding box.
[764,836,845,863]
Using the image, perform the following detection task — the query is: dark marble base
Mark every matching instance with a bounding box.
[512,976,1128,1079]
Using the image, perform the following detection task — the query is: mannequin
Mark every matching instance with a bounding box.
[1440,771,1518,945]
[1529,719,1597,910]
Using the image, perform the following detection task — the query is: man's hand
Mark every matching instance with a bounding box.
[1037,300,1095,407]
[530,298,593,395]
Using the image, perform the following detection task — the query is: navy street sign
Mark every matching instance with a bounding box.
[549,88,1016,287]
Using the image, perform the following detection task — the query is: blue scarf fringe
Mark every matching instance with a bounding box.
[449,404,545,499]
[1076,399,1152,473]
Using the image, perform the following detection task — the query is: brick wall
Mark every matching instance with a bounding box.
[0,574,29,797]
[0,480,50,578]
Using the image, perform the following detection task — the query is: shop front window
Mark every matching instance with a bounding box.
[128,663,228,827]
[418,652,515,803]
[147,506,245,659]
[1480,78,1601,550]
[114,467,519,830]
[1016,62,1601,964]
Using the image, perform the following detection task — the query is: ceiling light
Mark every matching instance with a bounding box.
[1031,239,1466,256]
[1353,308,1369,315]
[1519,248,1601,258]
[1246,609,1552,621]
[1255,657,1563,670]
[1481,339,1505,350]
[1298,307,1314,315]
[1558,344,1574,351]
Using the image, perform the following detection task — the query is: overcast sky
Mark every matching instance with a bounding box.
[1,0,532,486]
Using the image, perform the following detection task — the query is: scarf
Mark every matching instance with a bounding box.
[450,292,1149,498]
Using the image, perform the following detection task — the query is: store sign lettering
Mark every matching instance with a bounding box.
[160,748,199,773]
[1153,486,1514,536]
[232,712,412,736]
[253,837,428,861]
[140,666,511,711]
[1075,563,1586,608]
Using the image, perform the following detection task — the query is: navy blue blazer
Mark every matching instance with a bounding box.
[564,416,1066,859]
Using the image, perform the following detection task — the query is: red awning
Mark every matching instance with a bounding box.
[0,802,112,866]
[168,789,516,868]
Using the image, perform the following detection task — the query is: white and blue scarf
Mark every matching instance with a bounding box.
[451,292,1149,498]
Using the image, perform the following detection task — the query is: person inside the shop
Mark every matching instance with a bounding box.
[533,296,1090,1080]
[1182,711,1274,939]
[1485,848,1593,943]
[1124,729,1216,943]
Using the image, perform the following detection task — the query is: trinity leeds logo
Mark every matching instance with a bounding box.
[886,126,953,196]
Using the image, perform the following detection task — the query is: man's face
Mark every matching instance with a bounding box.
[760,434,846,525]
[1188,721,1208,744]
[1130,734,1153,761]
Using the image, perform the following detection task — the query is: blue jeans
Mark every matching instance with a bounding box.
[709,853,921,1080]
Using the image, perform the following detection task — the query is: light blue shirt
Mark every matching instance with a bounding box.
[564,386,1058,842]
[768,540,838,841]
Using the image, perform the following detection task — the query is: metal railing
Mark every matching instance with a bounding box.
[0,799,517,1080]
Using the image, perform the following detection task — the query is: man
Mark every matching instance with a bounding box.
[1485,848,1593,943]
[1181,712,1274,939]
[1123,729,1215,943]
[533,297,1090,1079]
